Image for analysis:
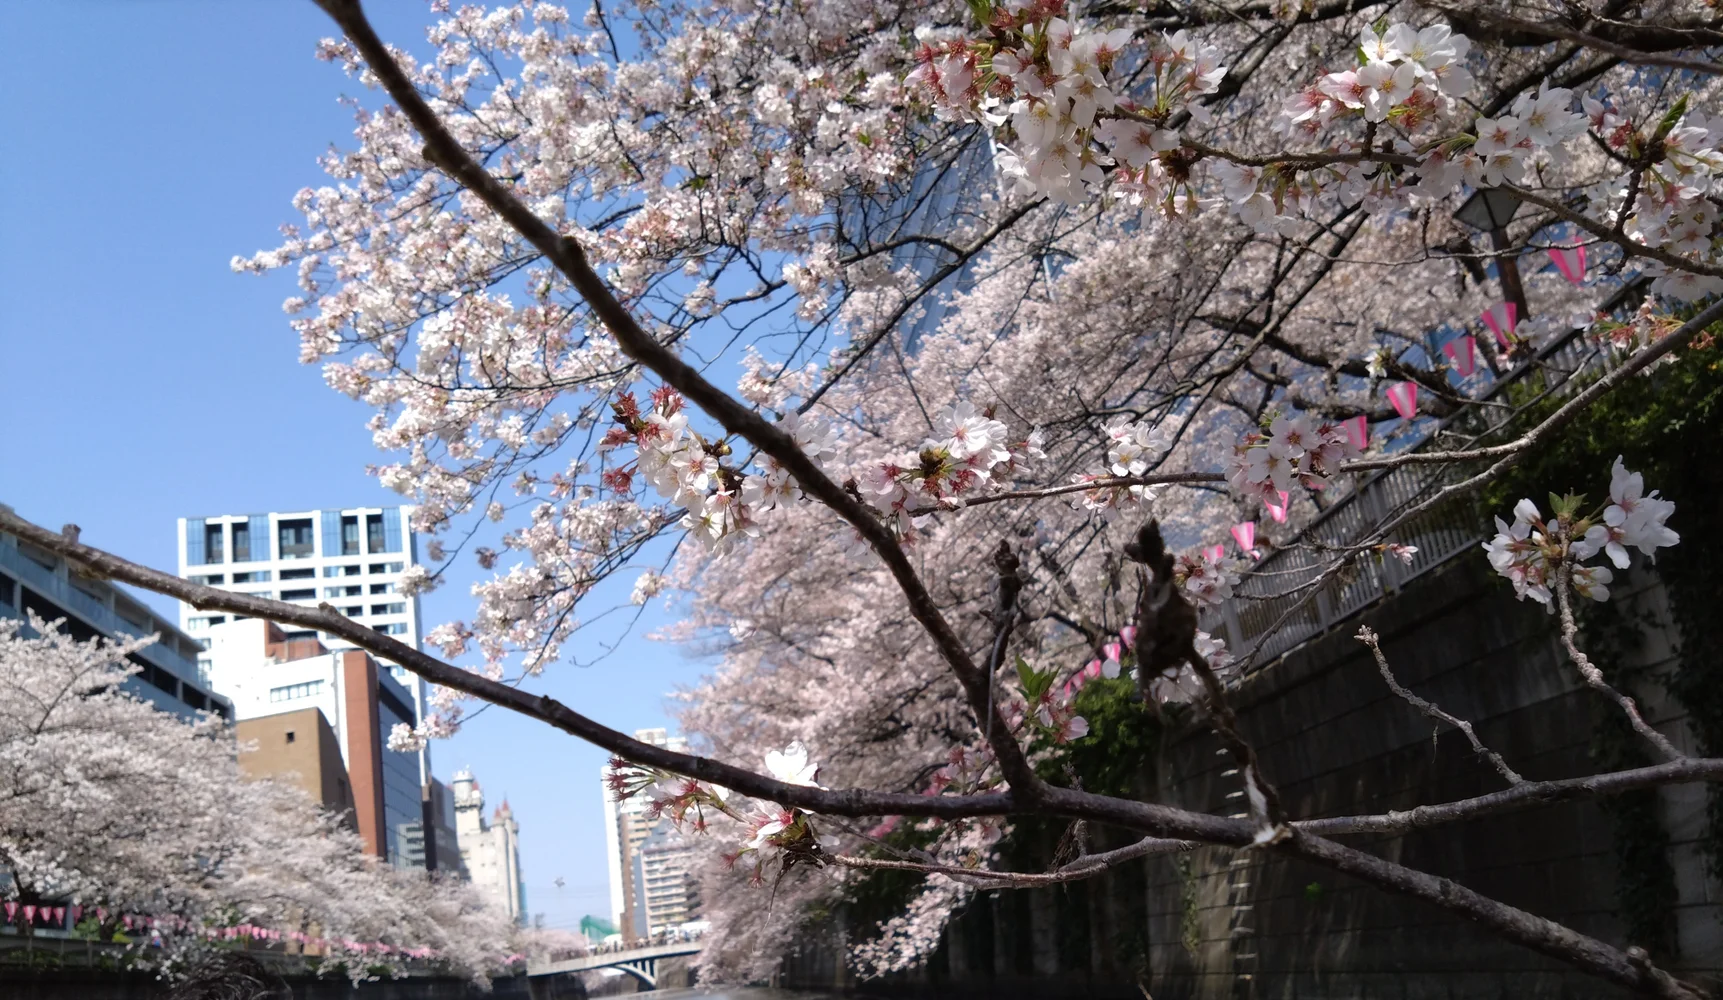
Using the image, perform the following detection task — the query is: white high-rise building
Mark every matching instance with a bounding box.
[175,505,429,781]
[601,727,697,940]
[452,769,527,924]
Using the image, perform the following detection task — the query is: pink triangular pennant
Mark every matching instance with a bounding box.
[1481,301,1517,347]
[1266,490,1290,523]
[70,906,81,925]
[1343,415,1368,452]
[1231,521,1258,555]
[1203,543,1225,563]
[1443,335,1477,377]
[96,907,107,924]
[1548,245,1587,284]
[22,906,36,923]
[52,907,65,924]
[1387,381,1419,420]
[4,903,15,922]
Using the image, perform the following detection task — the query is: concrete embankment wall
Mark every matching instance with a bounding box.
[781,561,1721,998]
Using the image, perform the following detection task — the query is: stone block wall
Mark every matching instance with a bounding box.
[789,559,1721,998]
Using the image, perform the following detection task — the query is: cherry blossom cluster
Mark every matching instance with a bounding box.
[1582,101,1723,300]
[1226,411,1360,511]
[856,402,1043,539]
[601,389,838,551]
[0,618,518,982]
[907,2,1224,206]
[1482,458,1679,609]
[1075,416,1171,516]
[1175,549,1245,606]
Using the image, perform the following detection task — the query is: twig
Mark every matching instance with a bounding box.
[1355,626,1523,785]
[1554,566,1683,762]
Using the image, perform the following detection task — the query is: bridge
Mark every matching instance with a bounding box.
[527,940,702,989]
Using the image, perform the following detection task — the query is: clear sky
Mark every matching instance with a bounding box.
[0,0,709,934]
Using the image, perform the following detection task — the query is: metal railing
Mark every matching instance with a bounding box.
[1212,285,1642,670]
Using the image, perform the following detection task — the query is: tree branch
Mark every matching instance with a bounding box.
[312,0,1045,799]
[1356,625,1523,785]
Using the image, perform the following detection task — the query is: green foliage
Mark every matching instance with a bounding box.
[1051,676,1166,798]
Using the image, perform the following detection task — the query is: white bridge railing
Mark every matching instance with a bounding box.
[1212,282,1641,669]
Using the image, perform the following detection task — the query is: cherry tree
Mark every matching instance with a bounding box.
[8,0,1723,994]
[0,616,517,981]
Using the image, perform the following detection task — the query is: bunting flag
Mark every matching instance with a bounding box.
[96,908,107,924]
[1203,543,1225,563]
[1343,415,1368,452]
[22,906,36,923]
[52,907,65,924]
[1120,625,1137,648]
[4,903,16,922]
[70,906,81,925]
[1230,521,1258,557]
[1548,245,1587,284]
[1481,301,1517,347]
[1443,335,1478,377]
[1266,490,1290,523]
[1387,381,1419,420]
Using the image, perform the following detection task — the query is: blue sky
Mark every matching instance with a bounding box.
[0,0,709,934]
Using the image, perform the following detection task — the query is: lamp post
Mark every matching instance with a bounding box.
[1453,187,1529,320]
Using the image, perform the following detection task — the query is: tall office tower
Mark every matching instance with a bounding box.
[601,727,697,941]
[175,506,430,782]
[452,769,527,924]
[0,513,232,722]
[631,823,697,937]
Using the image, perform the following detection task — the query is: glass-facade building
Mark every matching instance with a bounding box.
[175,506,428,782]
[0,513,230,721]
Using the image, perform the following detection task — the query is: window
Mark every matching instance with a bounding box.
[341,515,361,556]
[369,562,404,574]
[323,564,362,577]
[366,513,386,554]
[282,630,317,642]
[0,574,13,608]
[191,573,224,586]
[343,605,364,617]
[231,521,252,562]
[285,730,297,744]
[203,523,225,564]
[369,582,396,595]
[281,588,316,601]
[280,568,314,580]
[372,622,409,636]
[278,519,314,559]
[233,570,271,583]
[268,680,325,703]
[371,603,406,616]
[246,591,273,600]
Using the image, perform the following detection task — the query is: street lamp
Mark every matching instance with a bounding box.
[1453,187,1529,322]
